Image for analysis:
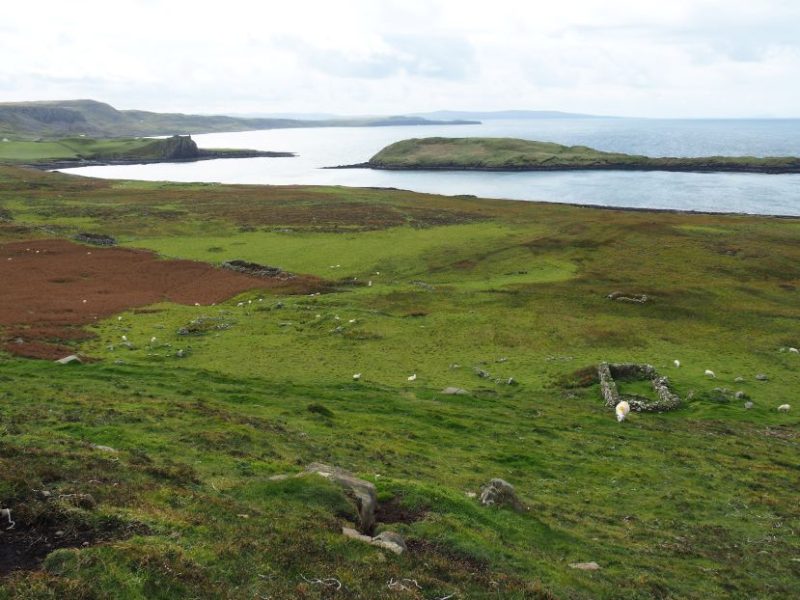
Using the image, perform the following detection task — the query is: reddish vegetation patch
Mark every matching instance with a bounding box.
[0,239,323,359]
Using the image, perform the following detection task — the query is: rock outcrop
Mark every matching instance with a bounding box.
[306,463,377,533]
[479,478,525,511]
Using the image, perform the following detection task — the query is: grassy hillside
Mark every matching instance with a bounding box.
[368,137,800,173]
[0,100,476,140]
[0,166,798,598]
[0,135,285,166]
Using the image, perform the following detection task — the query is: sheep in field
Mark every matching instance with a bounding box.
[673,359,681,368]
[777,404,791,412]
[616,400,631,422]
[704,369,716,378]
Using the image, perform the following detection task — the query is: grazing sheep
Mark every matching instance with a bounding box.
[777,404,791,412]
[615,400,630,422]
[790,347,799,354]
[407,374,417,382]
[704,369,716,378]
[673,359,681,368]
[352,373,361,381]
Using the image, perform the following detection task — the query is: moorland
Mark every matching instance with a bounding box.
[0,163,798,598]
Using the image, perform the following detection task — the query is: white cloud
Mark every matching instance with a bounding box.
[1,0,799,117]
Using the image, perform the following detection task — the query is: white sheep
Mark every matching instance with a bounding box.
[407,374,417,382]
[673,359,681,368]
[352,373,361,381]
[616,400,630,423]
[704,369,716,378]
[777,404,791,412]
[789,347,799,354]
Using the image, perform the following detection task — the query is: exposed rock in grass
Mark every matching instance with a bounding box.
[74,232,116,246]
[569,561,601,571]
[306,463,376,533]
[755,373,769,381]
[55,354,82,365]
[91,444,118,453]
[441,387,468,395]
[411,280,435,291]
[372,530,406,554]
[474,368,491,379]
[479,478,525,512]
[607,291,648,303]
[222,259,293,279]
[177,316,232,336]
[342,527,406,554]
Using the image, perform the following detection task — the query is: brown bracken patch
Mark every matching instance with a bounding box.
[0,239,326,359]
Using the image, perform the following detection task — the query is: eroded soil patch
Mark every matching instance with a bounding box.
[0,239,325,359]
[0,511,148,576]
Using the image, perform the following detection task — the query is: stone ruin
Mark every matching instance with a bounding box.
[221,259,293,279]
[598,362,681,412]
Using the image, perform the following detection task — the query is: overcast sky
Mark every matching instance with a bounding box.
[3,0,800,117]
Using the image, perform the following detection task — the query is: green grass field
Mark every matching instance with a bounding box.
[0,138,161,163]
[0,165,798,598]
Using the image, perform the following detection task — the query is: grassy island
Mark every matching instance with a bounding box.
[365,137,800,173]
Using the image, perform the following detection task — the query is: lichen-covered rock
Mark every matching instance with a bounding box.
[372,531,406,554]
[441,387,468,395]
[570,561,601,571]
[307,463,377,533]
[479,478,525,511]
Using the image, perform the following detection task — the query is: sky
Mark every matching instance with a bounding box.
[2,0,800,118]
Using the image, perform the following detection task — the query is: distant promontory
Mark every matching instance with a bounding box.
[342,137,800,174]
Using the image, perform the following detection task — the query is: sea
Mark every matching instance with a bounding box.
[60,118,800,216]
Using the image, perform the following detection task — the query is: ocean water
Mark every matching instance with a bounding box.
[60,118,800,215]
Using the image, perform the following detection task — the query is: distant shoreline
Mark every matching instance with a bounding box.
[328,161,800,175]
[23,150,295,170]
